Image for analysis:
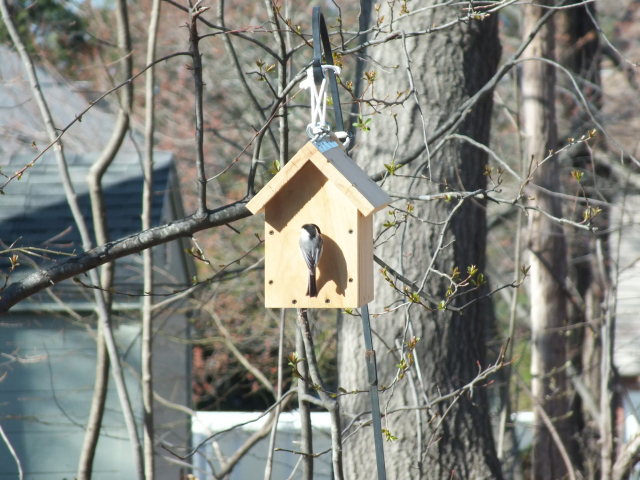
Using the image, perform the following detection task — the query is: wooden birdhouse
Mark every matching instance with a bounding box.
[247,137,392,308]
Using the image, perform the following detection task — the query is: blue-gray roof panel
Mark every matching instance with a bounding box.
[0,151,175,274]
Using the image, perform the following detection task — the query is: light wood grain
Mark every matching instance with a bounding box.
[264,161,369,308]
[246,142,318,214]
[358,211,375,306]
[251,141,388,308]
[247,141,392,216]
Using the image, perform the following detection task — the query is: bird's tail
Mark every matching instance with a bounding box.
[307,271,318,297]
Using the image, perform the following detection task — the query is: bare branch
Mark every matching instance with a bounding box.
[613,434,640,480]
[142,0,162,475]
[189,3,209,216]
[217,0,280,159]
[263,308,286,480]
[162,0,283,62]
[296,319,314,480]
[297,309,344,480]
[566,362,601,424]
[368,1,565,181]
[0,201,252,313]
[515,56,639,166]
[373,254,460,312]
[208,307,276,397]
[165,389,296,461]
[0,50,190,194]
[0,424,23,480]
[514,373,577,480]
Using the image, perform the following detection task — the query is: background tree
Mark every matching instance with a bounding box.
[2,1,640,480]
[521,1,574,478]
[338,2,503,478]
[557,3,607,478]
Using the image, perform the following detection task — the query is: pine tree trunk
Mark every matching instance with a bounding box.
[338,4,502,479]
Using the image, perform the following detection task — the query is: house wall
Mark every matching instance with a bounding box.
[0,156,193,478]
[149,236,193,478]
[0,312,143,480]
[621,378,640,443]
[0,241,192,480]
[191,412,333,480]
[613,194,640,376]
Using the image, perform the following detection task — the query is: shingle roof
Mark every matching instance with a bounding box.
[0,45,140,156]
[0,151,174,275]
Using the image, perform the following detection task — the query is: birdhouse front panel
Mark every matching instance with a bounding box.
[246,139,391,309]
[264,160,373,308]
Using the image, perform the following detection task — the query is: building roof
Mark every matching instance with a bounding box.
[0,45,140,156]
[0,151,177,296]
[247,139,392,217]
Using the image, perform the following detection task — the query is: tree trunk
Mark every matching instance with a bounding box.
[557,4,607,479]
[296,324,313,480]
[142,0,162,477]
[338,4,502,479]
[77,324,110,480]
[522,2,572,479]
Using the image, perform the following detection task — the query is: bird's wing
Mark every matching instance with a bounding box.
[299,243,316,270]
[313,236,323,265]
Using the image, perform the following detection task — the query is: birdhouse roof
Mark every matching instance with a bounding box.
[247,139,392,216]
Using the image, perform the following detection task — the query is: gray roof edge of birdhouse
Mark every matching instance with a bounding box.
[316,142,392,215]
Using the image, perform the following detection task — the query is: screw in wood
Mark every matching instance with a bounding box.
[325,299,330,304]
[268,280,273,285]
[269,230,274,235]
[292,299,297,304]
[349,278,353,283]
[348,229,353,234]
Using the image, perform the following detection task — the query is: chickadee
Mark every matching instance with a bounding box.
[299,224,323,297]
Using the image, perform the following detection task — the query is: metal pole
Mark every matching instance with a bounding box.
[361,304,387,480]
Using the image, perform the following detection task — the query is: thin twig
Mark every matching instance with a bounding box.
[217,0,279,158]
[514,373,577,480]
[264,308,286,480]
[297,309,344,480]
[368,1,566,182]
[0,424,23,480]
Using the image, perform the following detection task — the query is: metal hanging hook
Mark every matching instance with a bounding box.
[298,7,351,149]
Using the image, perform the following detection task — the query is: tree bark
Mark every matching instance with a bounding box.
[338,4,502,479]
[557,4,607,479]
[142,0,162,476]
[296,319,313,480]
[522,2,572,479]
[78,323,110,480]
[298,309,344,480]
